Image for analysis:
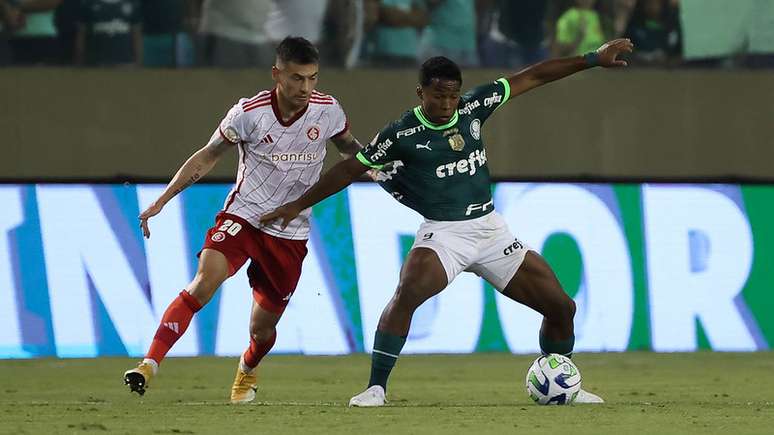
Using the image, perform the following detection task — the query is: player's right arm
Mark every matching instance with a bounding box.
[260,126,399,229]
[139,131,234,238]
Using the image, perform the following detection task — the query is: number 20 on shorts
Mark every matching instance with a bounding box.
[217,219,243,236]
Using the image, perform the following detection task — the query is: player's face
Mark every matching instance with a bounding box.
[272,61,319,108]
[418,79,461,125]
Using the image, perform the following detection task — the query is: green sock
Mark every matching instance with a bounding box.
[368,330,406,391]
[539,333,575,358]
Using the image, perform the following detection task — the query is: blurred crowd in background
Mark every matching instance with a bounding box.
[1,0,773,69]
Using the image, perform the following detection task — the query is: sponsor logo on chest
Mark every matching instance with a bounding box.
[271,152,320,162]
[397,125,426,138]
[435,149,487,178]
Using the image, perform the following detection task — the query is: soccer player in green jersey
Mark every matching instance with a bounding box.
[261,38,634,406]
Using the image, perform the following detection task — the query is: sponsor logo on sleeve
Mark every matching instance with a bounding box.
[483,92,503,108]
[211,231,226,242]
[458,100,480,115]
[370,138,393,161]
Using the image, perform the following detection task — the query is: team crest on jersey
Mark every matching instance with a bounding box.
[211,231,226,242]
[448,134,465,151]
[470,119,481,140]
[307,126,320,141]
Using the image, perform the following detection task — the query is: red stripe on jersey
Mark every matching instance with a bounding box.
[243,97,270,109]
[243,96,270,108]
[310,100,334,105]
[244,91,271,105]
[223,143,248,212]
[331,120,349,138]
[243,101,272,112]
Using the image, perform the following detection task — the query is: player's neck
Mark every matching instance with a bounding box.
[274,90,307,123]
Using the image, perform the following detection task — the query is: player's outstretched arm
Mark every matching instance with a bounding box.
[505,38,634,99]
[139,132,234,238]
[330,130,363,159]
[260,157,370,230]
[330,130,380,181]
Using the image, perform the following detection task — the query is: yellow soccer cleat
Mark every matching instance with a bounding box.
[230,367,258,404]
[123,362,155,396]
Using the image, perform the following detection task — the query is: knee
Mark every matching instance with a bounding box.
[544,293,575,321]
[553,296,576,321]
[249,325,275,344]
[394,280,423,311]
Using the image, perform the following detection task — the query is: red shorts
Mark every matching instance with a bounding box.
[200,212,308,314]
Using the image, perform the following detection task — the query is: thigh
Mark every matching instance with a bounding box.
[411,221,479,285]
[500,251,567,315]
[199,213,252,276]
[248,231,308,315]
[397,247,448,305]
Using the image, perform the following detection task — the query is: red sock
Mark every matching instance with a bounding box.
[243,331,277,369]
[146,290,202,365]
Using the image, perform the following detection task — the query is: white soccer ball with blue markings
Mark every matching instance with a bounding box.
[525,354,582,405]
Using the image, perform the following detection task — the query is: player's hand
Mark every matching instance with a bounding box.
[366,169,380,181]
[596,38,634,68]
[138,202,164,239]
[260,203,302,230]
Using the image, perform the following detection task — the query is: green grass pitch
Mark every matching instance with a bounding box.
[1,353,773,434]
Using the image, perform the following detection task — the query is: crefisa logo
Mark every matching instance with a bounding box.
[211,231,226,242]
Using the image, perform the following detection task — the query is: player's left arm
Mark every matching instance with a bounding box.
[504,38,634,100]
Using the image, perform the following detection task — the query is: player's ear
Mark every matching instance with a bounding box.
[271,65,280,82]
[416,85,423,101]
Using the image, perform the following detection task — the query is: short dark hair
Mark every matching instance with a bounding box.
[276,36,319,65]
[419,56,462,87]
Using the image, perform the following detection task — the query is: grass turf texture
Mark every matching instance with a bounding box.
[1,353,772,434]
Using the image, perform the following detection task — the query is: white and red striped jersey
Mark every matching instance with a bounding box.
[217,88,348,240]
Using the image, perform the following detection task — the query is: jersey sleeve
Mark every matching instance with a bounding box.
[218,102,250,144]
[459,78,511,124]
[327,98,349,139]
[355,124,401,170]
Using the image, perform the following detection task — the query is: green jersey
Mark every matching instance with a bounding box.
[356,78,511,221]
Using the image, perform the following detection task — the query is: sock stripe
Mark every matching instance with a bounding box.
[372,349,399,359]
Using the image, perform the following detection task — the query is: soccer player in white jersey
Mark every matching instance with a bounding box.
[123,37,365,404]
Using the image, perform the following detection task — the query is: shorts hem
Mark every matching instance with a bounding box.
[411,242,456,285]
[198,246,239,276]
[493,248,534,292]
[252,290,287,315]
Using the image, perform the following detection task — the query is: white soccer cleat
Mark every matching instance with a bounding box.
[575,389,605,404]
[348,385,386,407]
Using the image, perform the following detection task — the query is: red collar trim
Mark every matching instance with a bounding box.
[271,89,309,127]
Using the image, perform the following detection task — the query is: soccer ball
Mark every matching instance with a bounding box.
[525,354,581,405]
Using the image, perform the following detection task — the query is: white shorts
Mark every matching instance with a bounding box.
[411,211,532,291]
